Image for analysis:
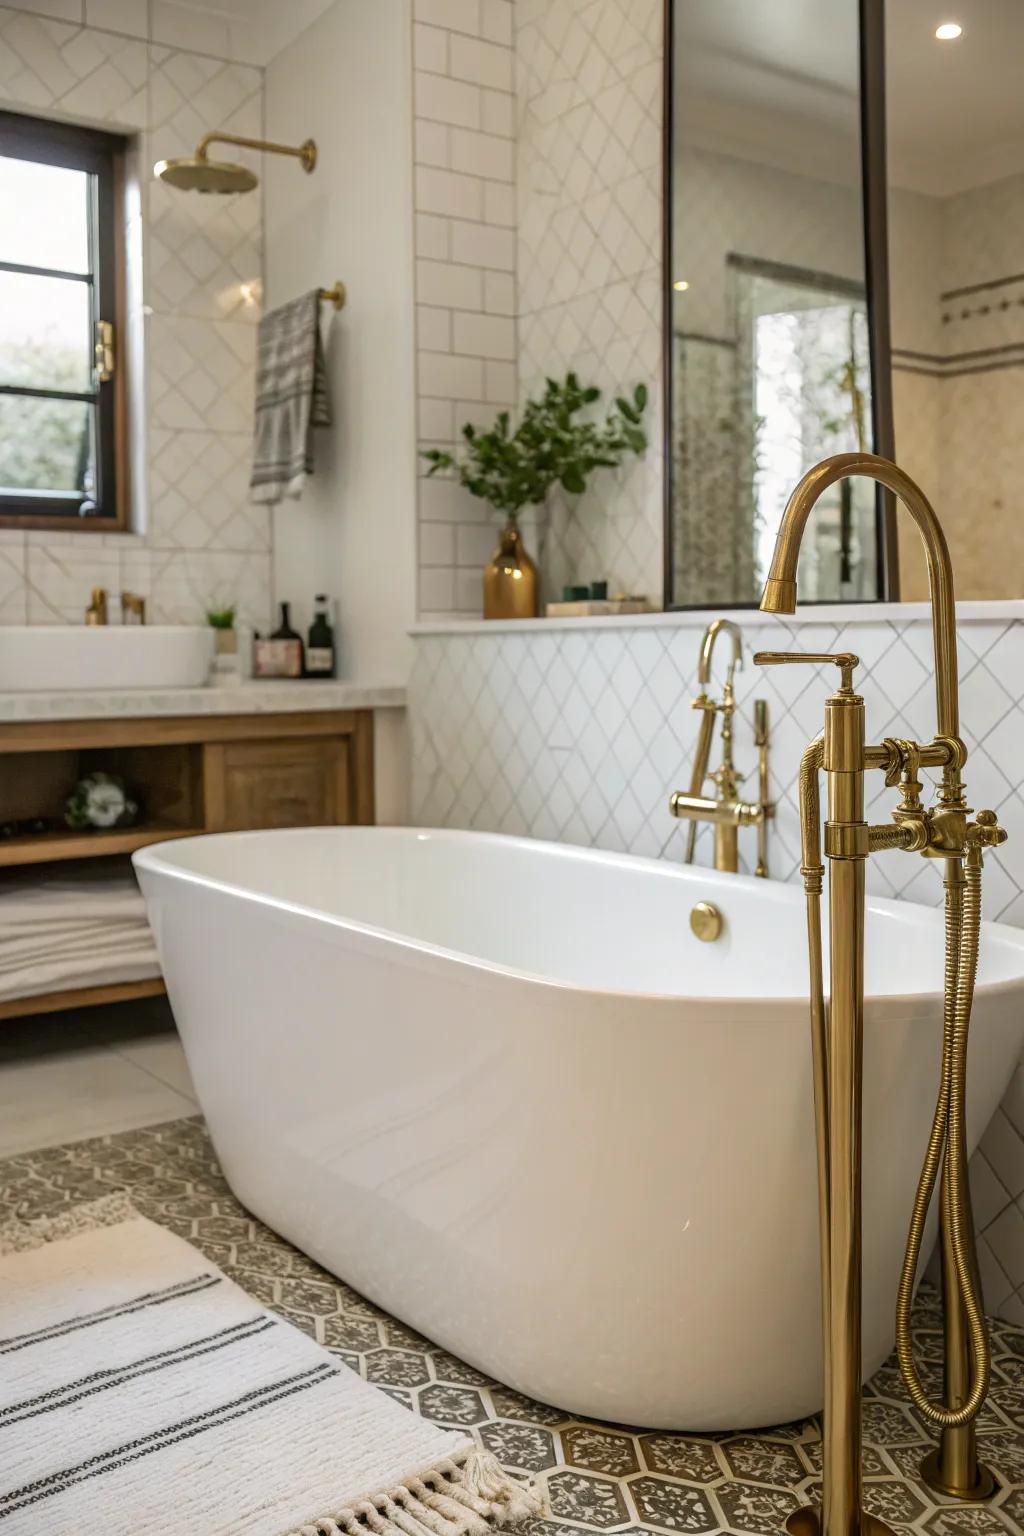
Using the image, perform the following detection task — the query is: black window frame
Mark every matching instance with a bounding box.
[0,109,128,531]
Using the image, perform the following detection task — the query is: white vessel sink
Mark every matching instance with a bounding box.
[0,626,215,692]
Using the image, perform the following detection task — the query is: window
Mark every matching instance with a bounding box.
[0,110,128,529]
[734,258,877,602]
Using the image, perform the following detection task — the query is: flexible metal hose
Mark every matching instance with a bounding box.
[868,824,915,853]
[894,852,990,1426]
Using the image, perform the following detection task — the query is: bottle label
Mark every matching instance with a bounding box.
[306,648,334,674]
[254,639,302,678]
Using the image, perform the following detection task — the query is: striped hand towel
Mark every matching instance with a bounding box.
[250,290,332,505]
[0,1195,539,1536]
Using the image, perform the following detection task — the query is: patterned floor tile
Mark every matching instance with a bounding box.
[564,1426,641,1476]
[3,1115,1024,1536]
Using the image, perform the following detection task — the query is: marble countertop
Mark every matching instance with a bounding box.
[410,598,1024,636]
[0,680,406,723]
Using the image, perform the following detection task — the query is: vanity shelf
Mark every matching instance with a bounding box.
[0,707,376,1020]
[0,824,204,868]
[0,978,166,1023]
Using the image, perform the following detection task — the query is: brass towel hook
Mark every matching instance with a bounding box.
[319,282,346,311]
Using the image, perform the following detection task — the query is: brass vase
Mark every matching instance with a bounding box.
[483,516,539,620]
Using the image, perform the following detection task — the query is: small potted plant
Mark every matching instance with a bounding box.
[207,604,239,685]
[207,604,237,651]
[422,373,648,619]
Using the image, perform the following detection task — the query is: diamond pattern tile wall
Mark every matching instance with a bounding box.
[0,3,271,630]
[891,175,1024,602]
[516,0,664,605]
[409,611,1024,1323]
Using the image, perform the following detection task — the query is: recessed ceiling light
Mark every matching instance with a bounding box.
[935,22,962,40]
[673,279,690,292]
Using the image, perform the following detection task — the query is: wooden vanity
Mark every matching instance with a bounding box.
[0,696,385,1019]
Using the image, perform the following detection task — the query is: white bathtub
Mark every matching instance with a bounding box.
[134,827,1024,1431]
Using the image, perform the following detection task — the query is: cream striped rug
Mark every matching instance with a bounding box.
[0,1195,540,1536]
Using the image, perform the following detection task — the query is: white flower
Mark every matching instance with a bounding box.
[85,780,128,829]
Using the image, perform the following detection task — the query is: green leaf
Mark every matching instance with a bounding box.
[561,467,586,495]
[616,397,639,423]
[634,382,648,411]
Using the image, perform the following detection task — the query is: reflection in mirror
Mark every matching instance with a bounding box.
[666,0,886,608]
[887,1,1024,600]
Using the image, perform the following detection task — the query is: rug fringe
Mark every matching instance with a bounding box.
[287,1449,542,1536]
[0,1192,137,1255]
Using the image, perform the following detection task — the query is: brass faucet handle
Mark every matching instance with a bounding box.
[753,698,768,748]
[974,809,1008,848]
[754,650,859,693]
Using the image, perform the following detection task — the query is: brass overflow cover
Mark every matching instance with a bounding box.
[690,901,723,942]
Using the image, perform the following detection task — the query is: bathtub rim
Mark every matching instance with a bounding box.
[134,824,1024,1013]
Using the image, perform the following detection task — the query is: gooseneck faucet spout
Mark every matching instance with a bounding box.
[697,616,743,690]
[762,451,958,742]
[757,451,1008,1536]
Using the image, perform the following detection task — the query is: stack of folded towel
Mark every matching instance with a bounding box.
[0,865,160,1002]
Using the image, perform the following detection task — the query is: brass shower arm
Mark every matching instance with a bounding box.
[196,132,317,172]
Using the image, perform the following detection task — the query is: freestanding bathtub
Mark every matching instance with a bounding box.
[134,827,1024,1431]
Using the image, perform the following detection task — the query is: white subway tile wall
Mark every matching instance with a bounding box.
[412,0,517,620]
[0,1,271,628]
[409,613,1024,1324]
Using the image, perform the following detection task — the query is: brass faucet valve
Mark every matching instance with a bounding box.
[884,738,930,853]
[969,809,1008,850]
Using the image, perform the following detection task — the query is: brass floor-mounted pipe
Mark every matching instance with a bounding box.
[756,451,1009,1536]
[799,738,831,1412]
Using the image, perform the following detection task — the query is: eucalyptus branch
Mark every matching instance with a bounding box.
[421,372,648,517]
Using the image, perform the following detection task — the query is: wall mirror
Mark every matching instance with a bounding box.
[664,0,895,609]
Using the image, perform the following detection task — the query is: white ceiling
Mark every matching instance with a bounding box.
[886,0,1024,194]
[172,0,333,66]
[674,0,1024,197]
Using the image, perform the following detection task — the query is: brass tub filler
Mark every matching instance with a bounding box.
[669,617,773,876]
[757,452,1008,1536]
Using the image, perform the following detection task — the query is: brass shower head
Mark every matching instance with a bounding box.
[154,132,317,194]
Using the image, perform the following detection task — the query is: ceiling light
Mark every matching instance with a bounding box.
[673,279,690,292]
[935,22,962,40]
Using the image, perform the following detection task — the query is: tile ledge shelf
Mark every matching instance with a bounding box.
[0,681,407,724]
[410,599,1024,637]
